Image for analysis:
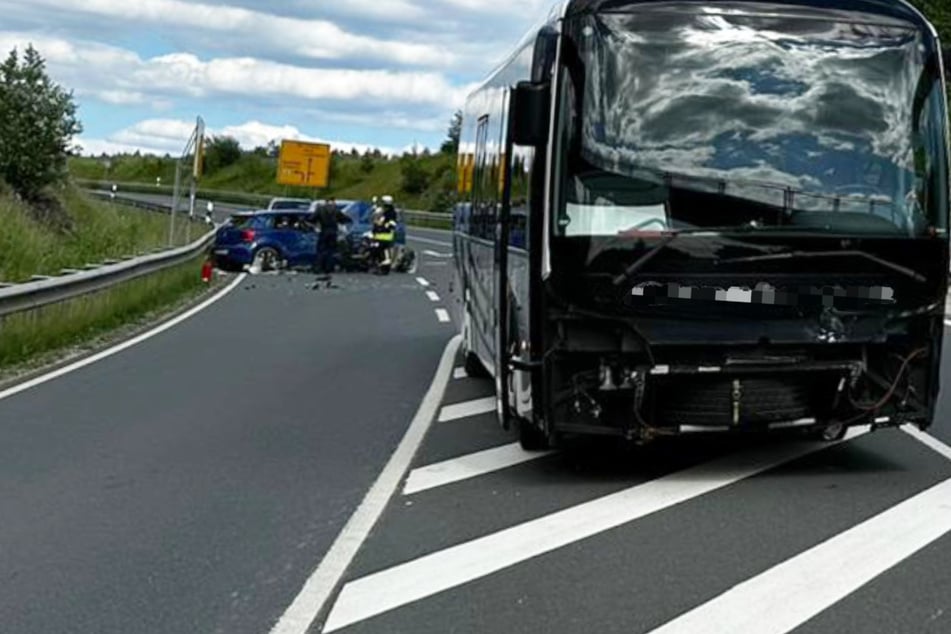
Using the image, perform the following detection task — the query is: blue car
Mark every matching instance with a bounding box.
[212,203,407,272]
[213,210,319,271]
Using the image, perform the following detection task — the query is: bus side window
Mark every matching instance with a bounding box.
[472,115,492,239]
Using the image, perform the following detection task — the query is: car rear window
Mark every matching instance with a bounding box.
[230,215,254,228]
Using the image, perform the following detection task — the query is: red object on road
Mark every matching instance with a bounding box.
[201,259,213,283]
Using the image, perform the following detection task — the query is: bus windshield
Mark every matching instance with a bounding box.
[555,3,949,238]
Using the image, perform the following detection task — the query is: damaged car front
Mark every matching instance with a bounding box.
[542,0,950,442]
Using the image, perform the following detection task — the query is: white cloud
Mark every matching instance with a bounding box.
[78,118,407,157]
[14,0,453,67]
[0,32,471,110]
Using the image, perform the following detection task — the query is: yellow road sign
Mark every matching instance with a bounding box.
[277,140,331,188]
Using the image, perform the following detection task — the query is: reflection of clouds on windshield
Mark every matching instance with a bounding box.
[579,6,925,202]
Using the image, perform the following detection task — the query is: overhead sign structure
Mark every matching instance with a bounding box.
[277,140,331,188]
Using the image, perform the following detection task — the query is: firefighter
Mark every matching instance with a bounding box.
[372,195,398,269]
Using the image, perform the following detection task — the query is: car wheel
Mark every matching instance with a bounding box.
[255,247,282,272]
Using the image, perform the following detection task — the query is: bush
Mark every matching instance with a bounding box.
[0,45,81,200]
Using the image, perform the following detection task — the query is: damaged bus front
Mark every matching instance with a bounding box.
[504,0,950,448]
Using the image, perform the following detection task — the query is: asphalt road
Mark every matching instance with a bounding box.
[0,233,455,634]
[3,220,950,634]
[320,340,951,634]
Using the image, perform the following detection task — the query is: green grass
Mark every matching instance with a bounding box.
[0,256,208,369]
[0,186,196,283]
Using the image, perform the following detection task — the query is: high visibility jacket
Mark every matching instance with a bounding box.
[373,219,397,243]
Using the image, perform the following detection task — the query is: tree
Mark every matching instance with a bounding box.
[400,154,429,194]
[360,151,375,174]
[0,45,82,199]
[441,110,462,155]
[202,135,242,174]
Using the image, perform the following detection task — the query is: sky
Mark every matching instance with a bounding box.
[0,0,552,156]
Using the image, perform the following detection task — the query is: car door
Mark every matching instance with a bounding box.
[293,215,318,266]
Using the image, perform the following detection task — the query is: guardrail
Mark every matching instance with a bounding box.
[0,229,216,319]
[86,190,182,214]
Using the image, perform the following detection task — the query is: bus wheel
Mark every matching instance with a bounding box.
[518,419,550,451]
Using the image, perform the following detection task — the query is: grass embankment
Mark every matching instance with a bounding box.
[0,186,193,284]
[0,186,213,371]
[70,151,458,211]
[0,256,207,369]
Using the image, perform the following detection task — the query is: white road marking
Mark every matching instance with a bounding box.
[435,309,451,323]
[426,291,441,302]
[0,274,247,403]
[416,277,430,287]
[323,430,869,632]
[410,236,453,248]
[945,320,951,328]
[423,250,452,259]
[453,367,467,380]
[404,443,554,495]
[647,476,951,634]
[437,396,496,422]
[269,336,462,634]
[903,426,951,462]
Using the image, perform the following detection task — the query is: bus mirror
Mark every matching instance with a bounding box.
[511,81,551,147]
[531,26,559,83]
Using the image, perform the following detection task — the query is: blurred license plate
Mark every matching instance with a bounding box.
[215,249,229,255]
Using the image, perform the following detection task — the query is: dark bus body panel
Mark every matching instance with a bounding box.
[452,0,950,447]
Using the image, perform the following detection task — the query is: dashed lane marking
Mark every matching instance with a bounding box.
[426,291,441,302]
[435,309,451,323]
[269,336,462,634]
[0,274,247,404]
[416,277,430,288]
[403,443,553,495]
[648,476,951,634]
[437,396,496,422]
[323,428,870,633]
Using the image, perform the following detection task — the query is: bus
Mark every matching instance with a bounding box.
[450,0,951,450]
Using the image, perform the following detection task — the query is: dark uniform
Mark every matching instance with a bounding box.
[314,200,351,274]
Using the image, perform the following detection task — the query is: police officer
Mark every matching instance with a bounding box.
[314,198,352,275]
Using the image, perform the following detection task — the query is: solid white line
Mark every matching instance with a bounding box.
[416,277,430,287]
[435,309,451,323]
[323,431,868,632]
[903,426,951,462]
[269,335,461,634]
[426,291,441,302]
[403,443,554,495]
[437,396,496,422]
[0,274,247,403]
[410,236,453,248]
[647,476,951,634]
[453,367,467,380]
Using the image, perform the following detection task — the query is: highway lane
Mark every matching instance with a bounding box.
[8,214,950,634]
[0,263,454,633]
